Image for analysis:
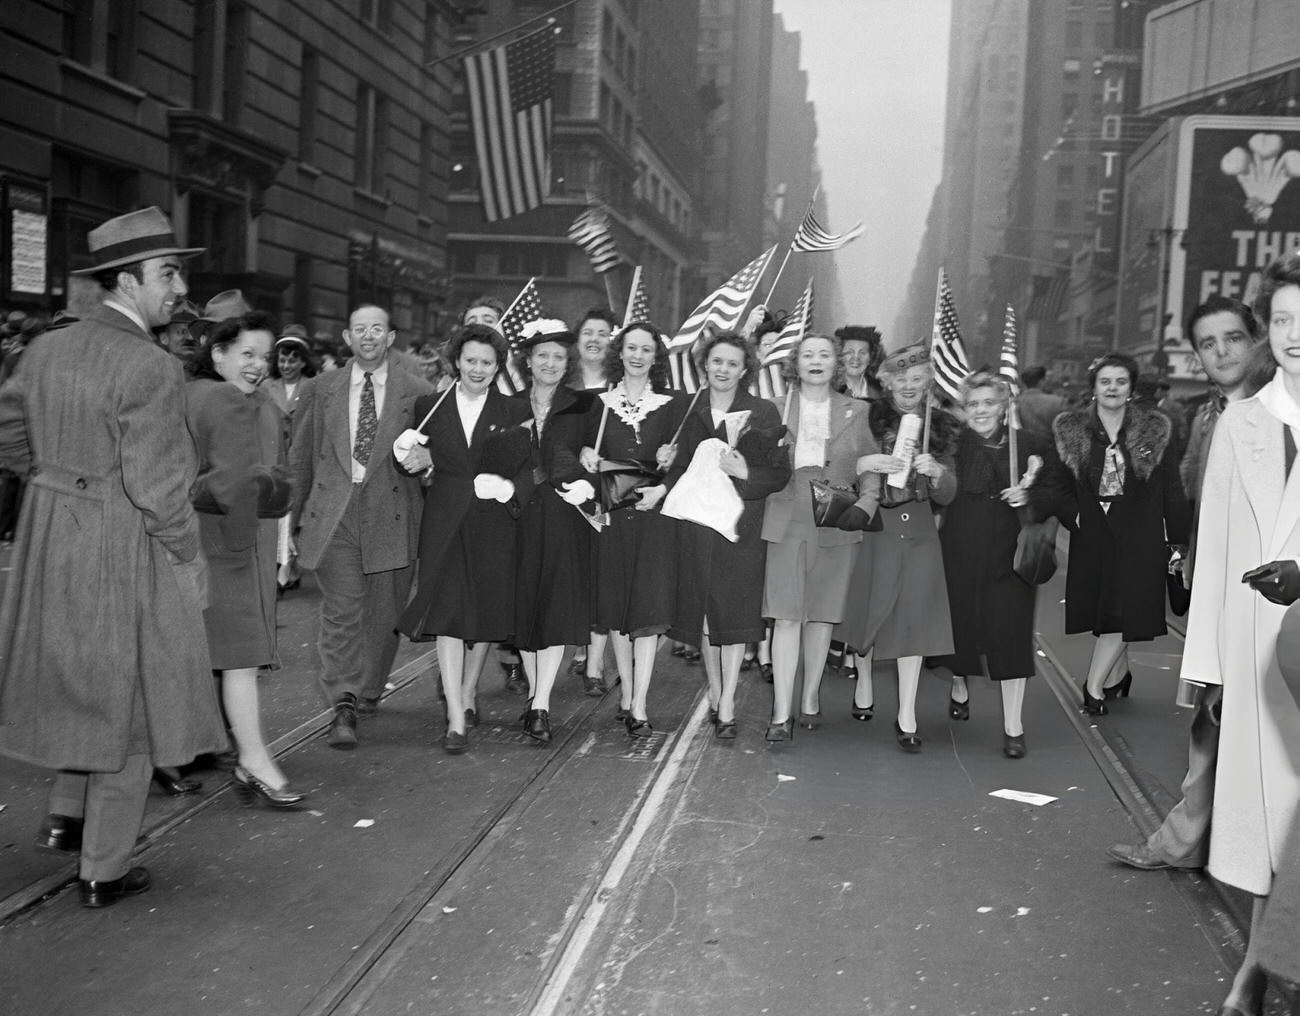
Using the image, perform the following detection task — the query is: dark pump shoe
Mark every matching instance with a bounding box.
[503,663,529,696]
[442,730,469,755]
[1002,733,1027,759]
[523,708,552,744]
[35,814,83,854]
[80,866,151,909]
[153,768,202,796]
[326,696,358,750]
[582,674,606,697]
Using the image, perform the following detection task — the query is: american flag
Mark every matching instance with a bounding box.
[791,205,864,252]
[496,277,545,394]
[756,278,814,399]
[930,268,971,402]
[623,266,651,328]
[464,27,555,223]
[998,304,1022,430]
[569,203,620,274]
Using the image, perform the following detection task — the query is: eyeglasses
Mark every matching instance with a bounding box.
[349,324,388,339]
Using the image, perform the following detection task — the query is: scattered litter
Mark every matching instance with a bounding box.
[1014,906,1031,917]
[385,682,396,691]
[442,906,457,914]
[977,906,993,914]
[989,788,1057,807]
[308,810,324,817]
[0,804,6,814]
[777,774,796,782]
[354,819,375,828]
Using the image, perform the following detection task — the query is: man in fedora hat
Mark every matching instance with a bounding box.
[0,206,228,907]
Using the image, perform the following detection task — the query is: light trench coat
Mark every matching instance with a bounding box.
[1182,392,1300,896]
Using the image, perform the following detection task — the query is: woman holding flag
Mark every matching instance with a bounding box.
[930,371,1062,758]
[664,333,790,739]
[835,343,959,753]
[760,333,878,742]
[577,322,684,736]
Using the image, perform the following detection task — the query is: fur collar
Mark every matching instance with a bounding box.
[868,398,958,455]
[1053,406,1171,483]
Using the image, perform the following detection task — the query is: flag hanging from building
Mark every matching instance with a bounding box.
[757,278,814,398]
[464,27,555,223]
[667,246,775,392]
[791,205,864,252]
[569,203,620,274]
[623,266,652,328]
[930,268,971,401]
[496,277,545,394]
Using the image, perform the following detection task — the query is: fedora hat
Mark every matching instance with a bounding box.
[196,289,253,323]
[71,206,205,275]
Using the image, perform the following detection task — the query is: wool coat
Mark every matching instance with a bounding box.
[398,387,534,641]
[665,389,791,647]
[0,305,226,770]
[1181,394,1300,896]
[289,362,432,574]
[1051,405,1190,641]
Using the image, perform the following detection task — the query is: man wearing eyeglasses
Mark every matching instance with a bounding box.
[289,304,433,748]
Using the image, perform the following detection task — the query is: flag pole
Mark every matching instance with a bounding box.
[500,276,538,323]
[763,184,821,306]
[922,266,945,454]
[667,385,706,448]
[1007,401,1019,481]
[603,271,617,311]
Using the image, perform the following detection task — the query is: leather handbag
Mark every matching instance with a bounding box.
[191,464,293,519]
[809,479,858,528]
[1167,545,1191,616]
[597,458,663,514]
[1013,514,1059,586]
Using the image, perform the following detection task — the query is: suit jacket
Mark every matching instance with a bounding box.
[266,375,314,419]
[0,304,226,770]
[289,360,433,573]
[760,389,879,546]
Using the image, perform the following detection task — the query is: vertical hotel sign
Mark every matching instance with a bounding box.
[1091,53,1141,275]
[4,181,48,298]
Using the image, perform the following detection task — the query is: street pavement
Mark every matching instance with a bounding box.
[0,541,1292,1015]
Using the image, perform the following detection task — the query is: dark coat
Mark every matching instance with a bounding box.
[399,387,534,641]
[0,305,225,770]
[1050,406,1190,641]
[665,389,791,646]
[513,386,597,649]
[931,426,1060,679]
[289,362,432,574]
[186,380,285,670]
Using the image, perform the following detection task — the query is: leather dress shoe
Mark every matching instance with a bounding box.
[1105,842,1199,871]
[1002,733,1027,759]
[442,730,469,754]
[35,814,83,854]
[504,663,529,695]
[894,721,922,754]
[80,866,151,908]
[153,769,202,796]
[326,697,358,750]
[523,708,552,744]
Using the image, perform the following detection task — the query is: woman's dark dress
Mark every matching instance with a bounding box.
[399,387,534,642]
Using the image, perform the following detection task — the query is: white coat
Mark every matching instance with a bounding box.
[1182,392,1300,896]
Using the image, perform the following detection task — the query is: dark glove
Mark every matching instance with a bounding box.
[835,505,875,532]
[1243,559,1300,606]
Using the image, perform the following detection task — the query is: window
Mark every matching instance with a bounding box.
[553,71,573,116]
[222,2,249,124]
[64,0,137,81]
[1057,164,1075,188]
[299,48,319,162]
[1094,22,1111,49]
[419,122,434,218]
[1065,21,1082,50]
[1054,199,1073,227]
[355,84,389,194]
[293,254,312,326]
[359,0,394,33]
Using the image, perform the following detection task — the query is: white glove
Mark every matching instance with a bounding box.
[473,473,515,503]
[393,428,429,457]
[559,479,596,505]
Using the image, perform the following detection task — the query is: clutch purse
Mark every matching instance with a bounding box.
[191,465,293,520]
[809,479,858,528]
[597,458,663,514]
[1013,515,1059,586]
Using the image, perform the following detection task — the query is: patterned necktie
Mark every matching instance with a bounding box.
[354,372,377,467]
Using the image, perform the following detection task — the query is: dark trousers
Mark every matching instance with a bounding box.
[313,486,412,707]
[0,470,22,539]
[47,755,152,882]
[1146,683,1221,866]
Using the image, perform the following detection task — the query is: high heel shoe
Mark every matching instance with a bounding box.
[764,718,794,742]
[715,719,738,740]
[1103,671,1133,700]
[523,708,551,744]
[894,721,922,753]
[798,711,821,729]
[152,769,202,796]
[1081,682,1109,716]
[233,766,306,809]
[625,715,653,737]
[708,706,718,726]
[1002,733,1027,759]
[851,704,874,721]
[614,704,631,722]
[948,695,970,721]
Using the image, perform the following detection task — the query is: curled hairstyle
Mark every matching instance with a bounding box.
[834,325,884,378]
[1086,350,1139,389]
[959,370,1011,408]
[446,322,509,372]
[1254,253,1300,324]
[696,331,759,386]
[780,332,845,388]
[269,341,318,380]
[1187,294,1259,343]
[575,306,619,332]
[602,320,671,390]
[513,337,579,389]
[191,310,279,383]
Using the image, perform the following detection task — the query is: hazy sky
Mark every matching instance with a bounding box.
[773,0,951,336]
